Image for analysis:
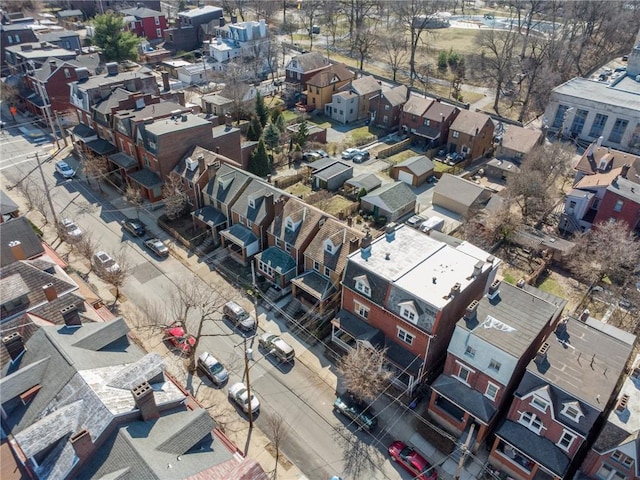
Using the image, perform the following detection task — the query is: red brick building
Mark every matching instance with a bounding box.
[121,6,167,42]
[592,171,640,230]
[447,109,494,161]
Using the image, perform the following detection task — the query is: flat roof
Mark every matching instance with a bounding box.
[552,76,640,111]
[144,114,211,135]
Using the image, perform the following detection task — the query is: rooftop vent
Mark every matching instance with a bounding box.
[449,282,461,298]
[616,394,630,412]
[106,62,118,76]
[186,157,198,171]
[535,342,550,364]
[486,279,500,300]
[75,67,89,81]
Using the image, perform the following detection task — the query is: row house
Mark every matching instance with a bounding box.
[427,281,566,452]
[559,144,640,233]
[370,85,408,132]
[304,63,354,112]
[578,354,640,480]
[5,42,76,75]
[494,124,543,162]
[285,51,331,94]
[60,0,161,18]
[163,5,223,52]
[206,19,270,76]
[1,24,38,74]
[447,108,494,161]
[173,146,231,211]
[400,96,459,150]
[488,316,636,480]
[36,30,82,53]
[335,224,499,392]
[325,75,381,124]
[121,6,167,43]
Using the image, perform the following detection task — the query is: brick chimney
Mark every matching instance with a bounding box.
[161,71,170,91]
[264,193,275,222]
[535,342,550,365]
[61,304,81,327]
[487,279,500,299]
[42,283,57,302]
[70,429,93,462]
[349,236,360,253]
[8,240,25,260]
[2,332,26,361]
[464,300,479,321]
[621,163,631,179]
[132,382,159,421]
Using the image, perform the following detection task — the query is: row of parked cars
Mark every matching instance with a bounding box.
[341,147,371,163]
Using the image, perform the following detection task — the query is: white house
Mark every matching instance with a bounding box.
[205,19,270,77]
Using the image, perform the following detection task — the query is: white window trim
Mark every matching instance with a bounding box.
[530,395,549,413]
[248,198,255,208]
[397,327,414,345]
[485,382,500,401]
[488,359,501,372]
[354,300,369,319]
[518,411,544,434]
[454,360,475,385]
[324,266,331,277]
[284,242,292,253]
[356,281,370,296]
[556,429,576,452]
[452,130,459,138]
[313,260,320,272]
[465,345,476,358]
[561,402,583,422]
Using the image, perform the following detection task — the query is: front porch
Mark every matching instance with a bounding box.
[290,270,337,318]
[220,223,259,267]
[107,151,139,189]
[129,168,163,203]
[192,205,227,247]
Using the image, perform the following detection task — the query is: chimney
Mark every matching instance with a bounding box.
[596,136,603,147]
[197,153,205,172]
[70,429,93,462]
[621,164,631,179]
[132,382,159,421]
[2,333,26,361]
[75,67,89,81]
[616,394,630,412]
[49,60,57,70]
[535,342,550,364]
[347,236,359,253]
[487,279,500,299]
[42,283,57,302]
[106,62,118,76]
[449,282,461,298]
[61,304,81,327]
[21,44,33,51]
[8,240,25,261]
[385,223,396,242]
[181,114,188,122]
[464,300,479,321]
[359,230,373,260]
[175,90,185,106]
[225,113,232,128]
[472,260,483,278]
[264,193,275,220]
[161,71,170,91]
[219,17,225,27]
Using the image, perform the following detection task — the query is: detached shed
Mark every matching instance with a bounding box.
[432,174,491,218]
[360,181,416,221]
[312,161,353,191]
[391,155,434,186]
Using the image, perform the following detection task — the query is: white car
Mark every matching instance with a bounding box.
[341,148,361,160]
[197,352,229,386]
[61,218,82,241]
[228,382,260,414]
[92,251,120,274]
[55,161,75,178]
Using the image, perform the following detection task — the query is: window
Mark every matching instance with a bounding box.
[397,328,414,345]
[614,200,623,212]
[488,359,501,372]
[452,130,460,138]
[64,68,71,78]
[519,411,543,434]
[259,260,274,277]
[324,266,331,277]
[531,395,549,412]
[424,119,430,126]
[457,365,471,383]
[7,35,13,44]
[596,463,628,480]
[354,301,369,319]
[275,237,282,248]
[324,240,334,253]
[464,346,476,358]
[609,118,628,143]
[156,28,162,38]
[383,115,388,124]
[552,104,569,128]
[485,383,499,400]
[248,198,255,208]
[155,16,160,25]
[561,403,583,421]
[15,34,20,43]
[557,430,576,451]
[313,260,320,272]
[355,278,371,296]
[570,109,588,136]
[284,242,292,253]
[384,104,390,110]
[400,306,416,323]
[611,451,633,468]
[589,113,608,137]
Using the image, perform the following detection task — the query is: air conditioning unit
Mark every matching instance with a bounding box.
[186,157,198,171]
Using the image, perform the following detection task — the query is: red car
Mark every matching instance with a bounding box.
[162,324,196,353]
[388,441,438,480]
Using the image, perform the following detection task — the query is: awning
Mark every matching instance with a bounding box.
[291,270,336,301]
[129,168,163,188]
[192,205,227,227]
[26,93,45,107]
[220,223,258,247]
[108,152,138,170]
[431,375,497,424]
[72,124,97,140]
[85,139,116,155]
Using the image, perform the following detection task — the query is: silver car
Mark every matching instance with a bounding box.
[198,352,229,386]
[92,251,120,274]
[61,218,82,241]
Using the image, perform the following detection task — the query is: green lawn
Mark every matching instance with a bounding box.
[537,274,566,299]
[385,150,420,165]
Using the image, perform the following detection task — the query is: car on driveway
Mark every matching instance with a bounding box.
[333,394,378,432]
[445,153,465,166]
[143,238,169,258]
[198,352,229,386]
[92,251,120,274]
[258,333,295,363]
[341,148,361,160]
[162,323,196,353]
[55,161,75,178]
[352,151,370,163]
[122,218,145,236]
[406,215,425,228]
[228,382,260,414]
[303,151,322,162]
[314,149,330,158]
[388,441,438,480]
[60,218,82,241]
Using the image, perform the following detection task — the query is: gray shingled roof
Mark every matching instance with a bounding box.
[313,161,352,181]
[431,375,498,423]
[381,85,408,107]
[268,198,325,250]
[396,155,434,176]
[0,216,45,267]
[402,96,432,116]
[303,218,363,274]
[349,75,381,96]
[230,179,283,224]
[361,181,416,214]
[345,173,382,192]
[256,247,296,273]
[204,164,251,206]
[449,109,492,136]
[222,223,258,247]
[433,174,488,208]
[291,51,329,73]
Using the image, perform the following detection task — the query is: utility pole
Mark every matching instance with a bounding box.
[243,335,254,429]
[454,423,475,480]
[34,152,59,228]
[54,110,68,146]
[251,261,260,329]
[36,79,61,149]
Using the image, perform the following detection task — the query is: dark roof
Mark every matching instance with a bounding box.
[256,247,296,273]
[173,146,226,183]
[380,85,408,107]
[222,224,258,247]
[269,197,325,249]
[424,100,457,121]
[574,144,640,177]
[193,206,226,227]
[312,161,352,181]
[304,218,363,274]
[431,375,498,423]
[27,292,87,326]
[0,190,19,216]
[306,63,353,87]
[57,9,83,17]
[93,88,135,115]
[121,6,163,18]
[450,109,492,136]
[396,155,434,176]
[0,217,45,267]
[361,181,416,214]
[495,420,570,477]
[290,51,329,73]
[204,164,251,206]
[35,30,79,43]
[108,152,138,170]
[129,168,163,188]
[309,157,339,172]
[230,179,283,224]
[86,138,117,155]
[291,270,336,300]
[0,315,40,368]
[71,123,97,139]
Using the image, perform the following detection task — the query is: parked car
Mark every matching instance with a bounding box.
[198,352,229,386]
[445,153,464,166]
[352,151,370,164]
[60,218,82,241]
[162,323,196,353]
[228,382,260,414]
[143,238,169,258]
[341,148,361,160]
[55,161,75,178]
[406,215,425,228]
[258,333,295,363]
[388,441,438,480]
[122,218,145,236]
[223,301,256,332]
[92,251,120,274]
[334,394,378,432]
[303,151,321,162]
[314,149,330,158]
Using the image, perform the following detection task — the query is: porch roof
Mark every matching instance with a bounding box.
[332,309,384,349]
[221,223,258,247]
[415,125,440,140]
[431,375,497,424]
[385,339,421,375]
[85,138,116,155]
[256,247,296,273]
[108,152,138,170]
[291,270,336,300]
[71,124,96,139]
[192,205,226,227]
[494,419,570,477]
[129,168,162,188]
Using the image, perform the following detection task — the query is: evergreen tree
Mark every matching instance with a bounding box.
[249,139,270,177]
[246,116,262,141]
[255,92,269,127]
[270,108,285,132]
[92,13,139,62]
[295,118,309,149]
[263,122,281,152]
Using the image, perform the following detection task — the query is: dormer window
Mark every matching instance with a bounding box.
[561,402,584,422]
[354,275,371,296]
[398,301,418,324]
[248,197,255,208]
[285,216,301,232]
[531,395,549,412]
[324,239,335,254]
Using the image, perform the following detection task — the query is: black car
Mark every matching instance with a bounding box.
[334,394,378,432]
[122,218,145,236]
[143,238,169,258]
[352,151,370,164]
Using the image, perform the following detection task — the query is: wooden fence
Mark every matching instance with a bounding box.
[377,138,412,159]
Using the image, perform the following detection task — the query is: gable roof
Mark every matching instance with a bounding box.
[574,144,640,178]
[306,62,353,87]
[396,155,434,176]
[204,163,251,206]
[120,6,163,18]
[0,216,45,267]
[349,75,381,96]
[313,161,352,181]
[304,218,363,273]
[289,51,329,73]
[402,96,433,116]
[230,179,284,224]
[361,182,416,214]
[269,197,325,249]
[499,125,542,155]
[450,109,492,135]
[345,173,382,192]
[424,100,457,121]
[433,174,489,208]
[379,85,408,107]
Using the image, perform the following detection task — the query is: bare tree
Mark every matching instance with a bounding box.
[337,344,392,402]
[463,200,521,249]
[382,30,409,82]
[263,411,289,479]
[298,0,323,50]
[100,248,131,307]
[75,232,100,272]
[125,183,144,219]
[353,24,378,71]
[319,0,343,46]
[32,186,50,226]
[333,427,385,479]
[396,0,440,85]
[221,62,250,123]
[340,0,380,42]
[517,35,551,123]
[16,178,36,213]
[477,28,520,114]
[82,151,110,193]
[162,173,188,220]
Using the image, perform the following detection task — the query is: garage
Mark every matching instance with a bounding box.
[390,155,434,187]
[398,170,413,185]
